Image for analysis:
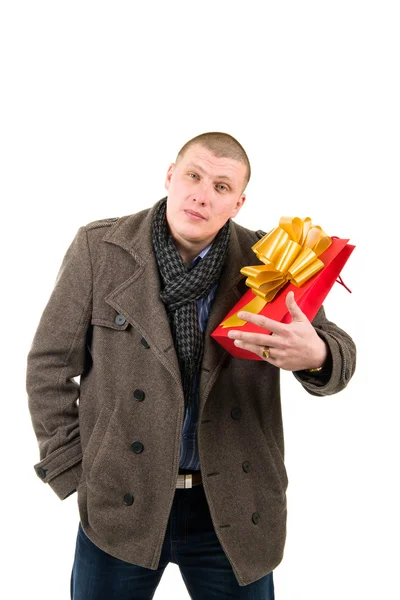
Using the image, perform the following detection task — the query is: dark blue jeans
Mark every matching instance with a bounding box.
[70,481,275,599]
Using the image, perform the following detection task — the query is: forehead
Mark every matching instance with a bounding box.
[179,144,246,182]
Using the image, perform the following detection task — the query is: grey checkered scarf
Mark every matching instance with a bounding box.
[151,197,230,411]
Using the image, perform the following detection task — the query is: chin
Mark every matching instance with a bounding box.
[179,214,208,231]
[179,228,208,242]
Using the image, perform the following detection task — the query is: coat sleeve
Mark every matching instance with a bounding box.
[292,304,356,396]
[26,225,92,500]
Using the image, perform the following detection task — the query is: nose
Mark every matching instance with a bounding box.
[192,182,209,206]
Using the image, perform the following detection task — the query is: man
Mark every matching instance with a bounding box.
[26,132,356,599]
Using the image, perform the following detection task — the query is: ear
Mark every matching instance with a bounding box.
[164,163,175,190]
[232,194,246,217]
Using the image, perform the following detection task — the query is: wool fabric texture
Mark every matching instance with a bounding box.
[151,197,230,411]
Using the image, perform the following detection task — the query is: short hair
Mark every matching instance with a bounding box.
[175,132,251,192]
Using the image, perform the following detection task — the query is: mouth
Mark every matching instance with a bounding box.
[184,209,206,221]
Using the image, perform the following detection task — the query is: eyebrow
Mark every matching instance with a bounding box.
[185,162,234,184]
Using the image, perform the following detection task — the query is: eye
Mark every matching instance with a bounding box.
[217,184,228,192]
[188,172,198,179]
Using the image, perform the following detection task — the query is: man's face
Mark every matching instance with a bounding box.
[164,144,247,252]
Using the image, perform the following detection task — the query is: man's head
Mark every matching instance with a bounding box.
[164,132,250,264]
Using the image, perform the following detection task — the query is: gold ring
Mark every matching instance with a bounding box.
[262,346,270,360]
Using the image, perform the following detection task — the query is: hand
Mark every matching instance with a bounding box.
[227,291,328,371]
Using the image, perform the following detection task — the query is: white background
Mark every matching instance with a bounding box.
[1,1,399,599]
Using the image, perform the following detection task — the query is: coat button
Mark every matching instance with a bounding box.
[115,314,126,326]
[123,493,134,506]
[344,368,350,380]
[133,389,145,401]
[231,407,242,420]
[222,356,231,368]
[130,441,144,453]
[252,512,261,524]
[141,337,150,349]
[242,461,251,473]
[37,467,47,479]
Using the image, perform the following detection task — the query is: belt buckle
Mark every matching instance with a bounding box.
[177,473,192,489]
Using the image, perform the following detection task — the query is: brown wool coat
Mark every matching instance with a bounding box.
[26,198,356,587]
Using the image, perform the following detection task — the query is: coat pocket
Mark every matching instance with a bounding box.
[82,404,114,477]
[262,427,289,493]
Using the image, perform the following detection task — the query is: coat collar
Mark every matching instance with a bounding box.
[101,197,258,412]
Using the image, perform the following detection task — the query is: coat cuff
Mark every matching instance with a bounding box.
[49,461,82,500]
[292,328,352,396]
[33,437,83,500]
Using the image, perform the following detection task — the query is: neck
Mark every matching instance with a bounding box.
[172,238,211,268]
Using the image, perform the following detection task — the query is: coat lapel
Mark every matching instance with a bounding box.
[101,200,182,389]
[198,222,253,413]
[100,198,257,412]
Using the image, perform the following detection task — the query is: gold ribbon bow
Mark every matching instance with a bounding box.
[221,216,332,328]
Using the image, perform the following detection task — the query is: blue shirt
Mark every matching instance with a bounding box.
[179,243,217,470]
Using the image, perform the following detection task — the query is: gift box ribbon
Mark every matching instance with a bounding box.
[221,216,332,328]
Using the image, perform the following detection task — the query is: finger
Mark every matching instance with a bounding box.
[236,311,287,335]
[232,338,278,362]
[285,291,306,323]
[227,329,280,348]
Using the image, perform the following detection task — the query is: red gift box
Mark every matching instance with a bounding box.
[211,236,355,360]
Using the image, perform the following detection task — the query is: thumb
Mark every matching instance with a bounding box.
[286,291,306,322]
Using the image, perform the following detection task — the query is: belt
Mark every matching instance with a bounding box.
[176,469,202,488]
